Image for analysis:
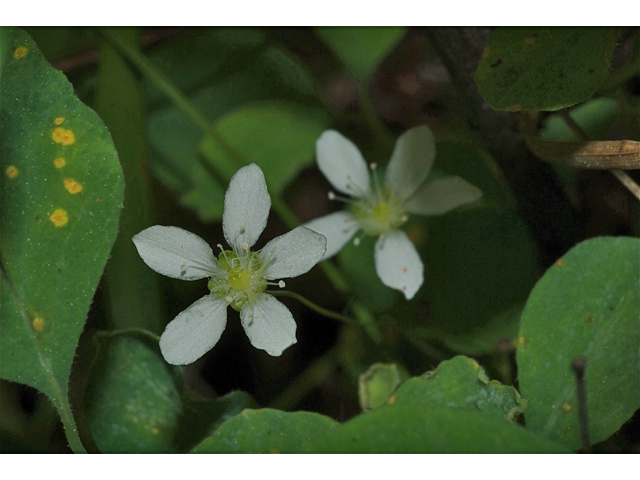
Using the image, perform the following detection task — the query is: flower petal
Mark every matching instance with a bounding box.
[260,226,327,280]
[316,130,371,197]
[405,175,483,216]
[240,294,296,356]
[159,295,228,365]
[385,125,435,199]
[303,211,358,260]
[223,163,271,251]
[374,230,424,300]
[132,225,216,280]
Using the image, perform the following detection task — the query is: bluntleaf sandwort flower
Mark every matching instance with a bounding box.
[133,164,327,365]
[304,125,482,300]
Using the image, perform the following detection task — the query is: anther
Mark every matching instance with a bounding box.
[328,191,336,200]
[278,280,285,288]
[369,162,377,170]
[353,237,361,246]
[242,242,249,252]
[226,296,233,303]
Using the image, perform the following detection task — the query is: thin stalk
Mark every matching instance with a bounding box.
[272,290,358,325]
[269,346,340,411]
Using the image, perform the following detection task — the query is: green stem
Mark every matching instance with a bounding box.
[101,29,383,343]
[99,28,210,133]
[54,396,88,453]
[268,345,340,411]
[271,290,358,325]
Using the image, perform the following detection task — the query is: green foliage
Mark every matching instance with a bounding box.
[194,103,329,221]
[338,235,399,313]
[306,405,569,453]
[315,27,406,82]
[0,27,123,450]
[416,143,537,353]
[517,237,640,450]
[191,408,339,453]
[393,356,527,420]
[95,28,165,334]
[475,27,618,111]
[85,330,256,453]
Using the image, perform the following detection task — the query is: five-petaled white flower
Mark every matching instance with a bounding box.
[133,163,327,365]
[304,125,482,300]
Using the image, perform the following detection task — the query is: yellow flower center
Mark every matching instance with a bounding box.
[228,268,252,292]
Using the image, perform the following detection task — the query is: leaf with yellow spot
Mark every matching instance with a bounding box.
[0,27,123,452]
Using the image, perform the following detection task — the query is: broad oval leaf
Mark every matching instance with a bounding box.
[392,356,527,421]
[517,236,640,450]
[475,27,618,111]
[306,405,569,453]
[191,408,339,453]
[85,330,256,453]
[0,27,123,425]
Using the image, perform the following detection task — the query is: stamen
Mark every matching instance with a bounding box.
[371,162,383,202]
[327,191,355,205]
[226,296,233,303]
[278,280,285,288]
[353,237,360,246]
[242,242,249,252]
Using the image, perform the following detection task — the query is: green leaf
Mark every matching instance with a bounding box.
[475,27,618,111]
[540,97,619,141]
[413,144,537,351]
[192,408,339,453]
[306,405,570,453]
[0,27,123,452]
[194,103,329,221]
[392,356,527,421]
[85,330,256,453]
[338,234,399,313]
[517,236,640,450]
[315,27,406,83]
[358,363,402,411]
[96,28,165,334]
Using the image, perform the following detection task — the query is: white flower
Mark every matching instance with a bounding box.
[133,163,327,365]
[304,125,482,300]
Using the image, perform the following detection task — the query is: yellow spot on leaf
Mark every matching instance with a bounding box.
[562,403,571,411]
[6,166,19,178]
[64,178,83,194]
[54,157,66,169]
[52,127,75,145]
[32,317,46,332]
[50,208,69,227]
[471,360,480,369]
[13,46,29,59]
[54,117,65,125]
[482,47,490,60]
[556,258,563,267]
[151,427,160,435]
[387,395,396,405]
[519,336,525,344]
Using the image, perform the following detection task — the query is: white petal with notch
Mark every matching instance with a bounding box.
[316,130,371,197]
[374,229,424,300]
[260,226,327,280]
[132,225,216,280]
[385,125,436,199]
[405,175,483,216]
[240,294,296,356]
[223,163,271,251]
[304,211,359,260]
[159,295,228,365]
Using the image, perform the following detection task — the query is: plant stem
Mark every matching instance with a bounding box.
[269,346,340,411]
[272,290,358,325]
